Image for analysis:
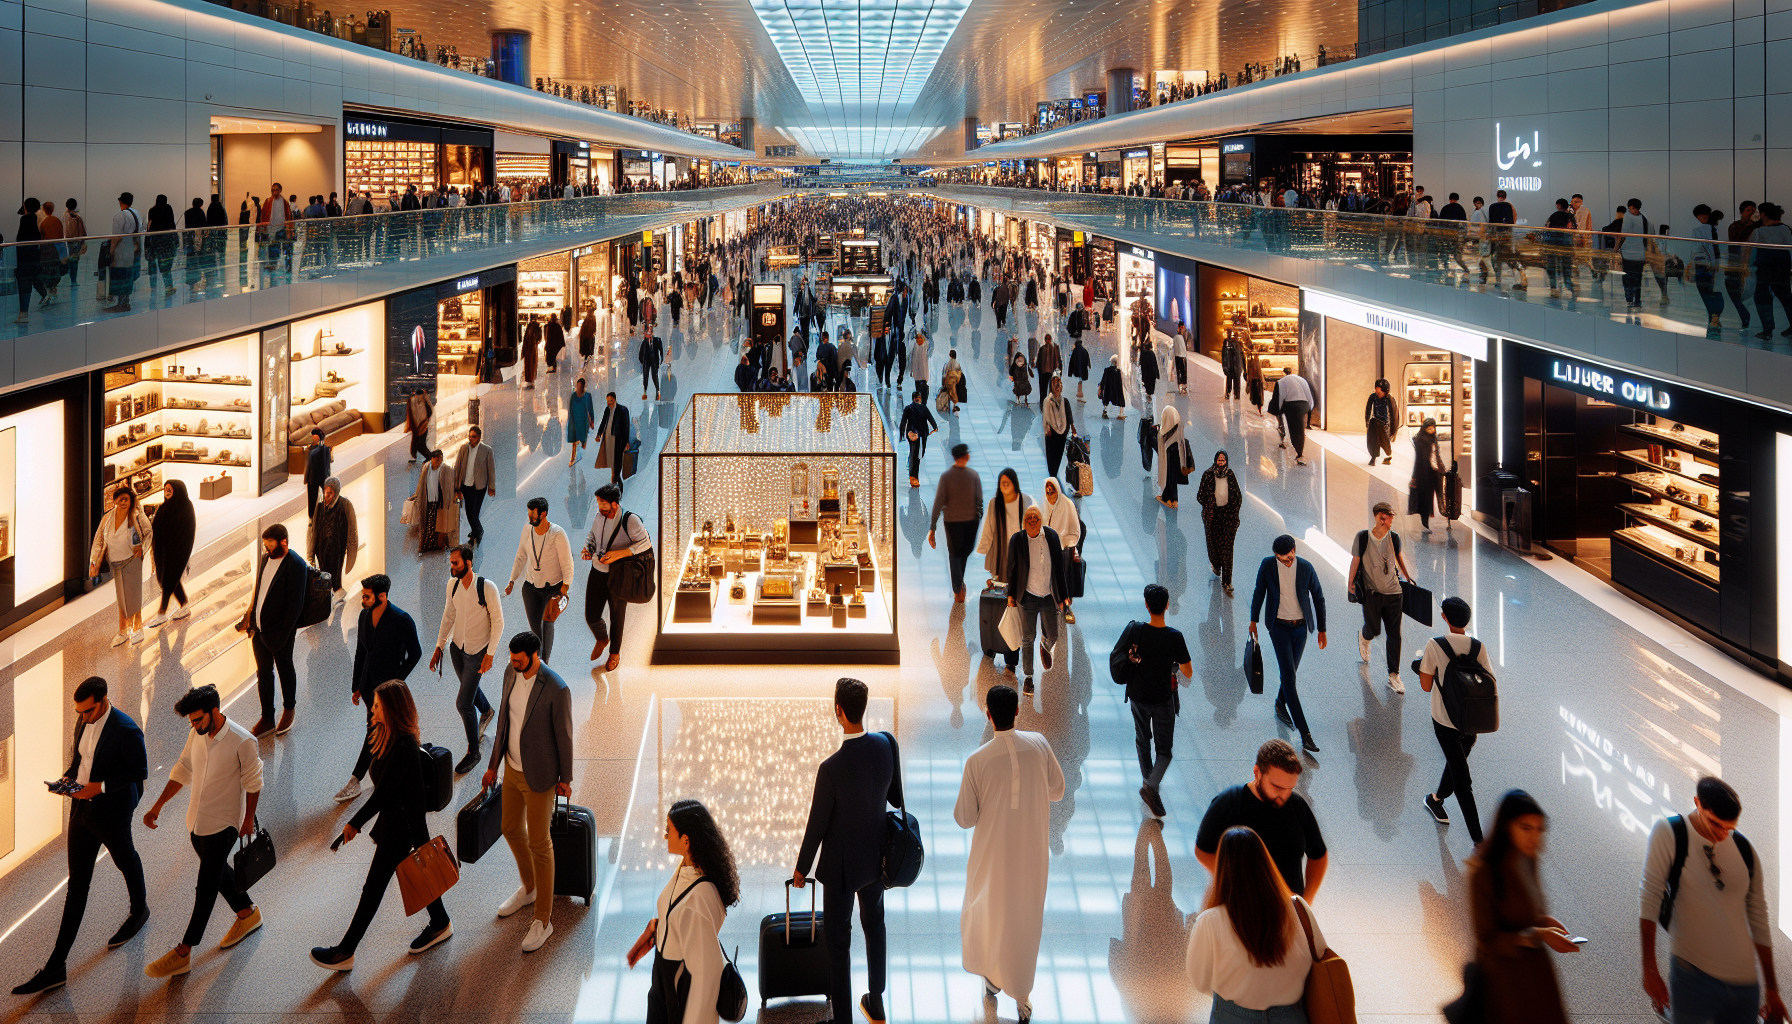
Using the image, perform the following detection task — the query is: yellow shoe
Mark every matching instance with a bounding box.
[219,907,262,949]
[144,948,191,978]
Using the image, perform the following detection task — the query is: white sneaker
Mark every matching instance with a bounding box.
[333,778,362,803]
[521,919,553,952]
[1358,634,1370,663]
[129,630,145,645]
[497,886,536,918]
[145,612,169,628]
[172,605,191,619]
[1387,672,1406,695]
[110,631,128,647]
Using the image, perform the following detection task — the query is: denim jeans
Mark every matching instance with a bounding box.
[1267,619,1311,736]
[1130,698,1175,789]
[449,643,493,755]
[1210,995,1309,1024]
[1670,957,1759,1024]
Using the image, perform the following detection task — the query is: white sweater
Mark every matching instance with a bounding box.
[1185,898,1325,1011]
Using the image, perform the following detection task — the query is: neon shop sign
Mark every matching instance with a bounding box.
[1551,360,1671,411]
[1495,121,1543,192]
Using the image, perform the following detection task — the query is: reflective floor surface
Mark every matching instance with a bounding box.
[0,260,1784,1024]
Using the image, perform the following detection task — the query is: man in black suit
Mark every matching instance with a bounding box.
[304,427,331,518]
[897,389,937,488]
[237,523,309,737]
[334,573,422,803]
[1003,505,1070,687]
[794,679,903,1024]
[595,392,632,488]
[13,677,150,996]
[891,284,910,384]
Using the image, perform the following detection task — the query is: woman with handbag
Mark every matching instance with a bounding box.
[88,484,153,646]
[1185,826,1330,1024]
[626,799,741,1024]
[1196,450,1242,596]
[1460,790,1574,1024]
[311,680,452,970]
[1154,404,1186,508]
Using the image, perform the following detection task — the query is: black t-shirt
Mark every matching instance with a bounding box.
[1195,783,1328,895]
[1126,623,1190,707]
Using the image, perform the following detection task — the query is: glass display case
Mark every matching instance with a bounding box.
[655,394,897,664]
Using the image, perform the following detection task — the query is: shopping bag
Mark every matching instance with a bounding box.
[1401,580,1433,626]
[395,835,461,916]
[399,495,418,525]
[997,602,1023,650]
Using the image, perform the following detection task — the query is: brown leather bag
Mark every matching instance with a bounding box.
[542,593,568,622]
[395,835,461,916]
[1295,898,1357,1024]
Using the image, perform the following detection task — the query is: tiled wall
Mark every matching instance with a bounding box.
[0,0,748,220]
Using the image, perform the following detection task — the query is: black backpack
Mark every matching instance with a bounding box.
[1436,637,1498,734]
[1658,814,1754,931]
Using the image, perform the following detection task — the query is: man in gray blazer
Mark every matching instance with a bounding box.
[454,425,498,544]
[481,632,573,953]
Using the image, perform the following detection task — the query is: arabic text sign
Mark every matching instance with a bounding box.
[1495,121,1544,192]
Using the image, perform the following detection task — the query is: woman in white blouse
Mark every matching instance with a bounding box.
[1185,827,1327,1024]
[1040,477,1081,624]
[628,799,738,1024]
[977,468,1033,585]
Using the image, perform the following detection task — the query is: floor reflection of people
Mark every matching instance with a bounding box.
[1108,819,1196,1022]
[1196,579,1244,726]
[1348,663,1415,841]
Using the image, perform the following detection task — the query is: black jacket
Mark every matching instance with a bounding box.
[898,401,938,455]
[64,705,148,813]
[304,441,332,486]
[1004,527,1068,604]
[796,730,903,890]
[152,480,196,583]
[249,548,309,648]
[598,402,632,448]
[352,602,422,697]
[349,742,430,848]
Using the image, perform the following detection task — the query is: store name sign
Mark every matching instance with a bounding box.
[1222,143,1247,154]
[1494,122,1543,192]
[451,275,480,294]
[1550,361,1671,410]
[345,120,388,139]
[1128,245,1152,260]
[1302,290,1488,362]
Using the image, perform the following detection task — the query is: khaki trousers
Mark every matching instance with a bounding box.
[501,765,556,923]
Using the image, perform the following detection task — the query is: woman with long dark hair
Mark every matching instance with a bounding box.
[1185,827,1329,1023]
[147,480,195,625]
[311,680,451,969]
[1196,450,1242,596]
[87,484,152,646]
[1409,417,1448,532]
[977,468,1033,585]
[1464,791,1574,1023]
[626,799,739,1024]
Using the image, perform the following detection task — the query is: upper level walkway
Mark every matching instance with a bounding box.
[931,186,1792,414]
[0,184,784,396]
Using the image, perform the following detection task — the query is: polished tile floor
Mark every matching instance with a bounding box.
[0,255,1783,1024]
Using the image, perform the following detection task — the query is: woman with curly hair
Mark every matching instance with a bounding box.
[627,799,740,1024]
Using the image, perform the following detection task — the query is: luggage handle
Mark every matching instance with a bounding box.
[783,878,816,945]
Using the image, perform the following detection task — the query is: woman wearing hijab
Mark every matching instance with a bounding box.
[579,310,598,362]
[1154,404,1186,508]
[977,468,1033,585]
[1040,476,1082,623]
[1067,333,1091,402]
[1009,351,1032,404]
[147,480,196,625]
[1196,451,1242,596]
[1098,355,1127,419]
[1409,417,1448,532]
[1138,337,1161,403]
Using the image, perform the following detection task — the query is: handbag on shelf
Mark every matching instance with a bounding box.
[395,835,461,916]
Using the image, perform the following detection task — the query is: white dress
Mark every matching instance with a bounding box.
[654,865,727,1024]
[954,730,1066,1002]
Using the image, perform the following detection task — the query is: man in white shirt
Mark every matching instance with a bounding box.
[1639,775,1784,1024]
[507,497,574,663]
[140,685,264,979]
[1270,372,1316,464]
[1002,506,1068,689]
[101,192,143,313]
[430,544,504,774]
[1416,596,1491,843]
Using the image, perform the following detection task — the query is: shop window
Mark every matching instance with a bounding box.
[102,335,259,514]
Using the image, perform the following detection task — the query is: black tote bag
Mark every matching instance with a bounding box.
[1401,579,1434,626]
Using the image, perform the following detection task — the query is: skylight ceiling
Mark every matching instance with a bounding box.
[750,0,974,157]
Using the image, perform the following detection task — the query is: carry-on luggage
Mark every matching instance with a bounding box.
[758,880,829,1006]
[419,742,454,813]
[1442,463,1462,522]
[295,566,334,628]
[455,784,503,864]
[551,795,597,904]
[979,582,1013,659]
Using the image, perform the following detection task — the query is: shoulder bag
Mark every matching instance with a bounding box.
[879,732,925,888]
[396,835,461,915]
[606,510,657,604]
[1295,898,1357,1024]
[661,877,749,1022]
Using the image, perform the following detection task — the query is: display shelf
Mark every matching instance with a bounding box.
[1615,525,1719,584]
[1617,472,1719,515]
[1617,502,1719,549]
[1613,450,1719,488]
[320,347,366,358]
[1618,421,1720,457]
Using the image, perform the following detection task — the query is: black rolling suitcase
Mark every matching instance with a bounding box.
[551,795,597,904]
[456,784,503,864]
[979,582,1013,659]
[419,742,454,812]
[1442,463,1463,523]
[758,880,829,1007]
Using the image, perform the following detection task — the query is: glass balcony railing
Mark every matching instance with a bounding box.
[933,186,1792,349]
[0,184,781,343]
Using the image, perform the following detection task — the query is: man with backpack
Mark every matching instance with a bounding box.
[1110,584,1192,819]
[1349,502,1416,694]
[430,545,503,775]
[1417,596,1495,843]
[1639,776,1784,1024]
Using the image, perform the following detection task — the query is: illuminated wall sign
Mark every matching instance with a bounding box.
[1127,245,1151,259]
[345,119,388,139]
[1222,143,1246,153]
[1302,290,1488,361]
[1549,360,1672,411]
[452,276,480,294]
[1123,149,1150,160]
[1494,121,1543,192]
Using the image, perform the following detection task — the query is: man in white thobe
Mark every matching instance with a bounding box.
[954,683,1066,1022]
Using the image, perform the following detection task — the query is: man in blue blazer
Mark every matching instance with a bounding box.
[15,677,150,995]
[794,679,904,1024]
[1248,534,1329,753]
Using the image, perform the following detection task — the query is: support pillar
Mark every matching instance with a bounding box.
[1106,68,1135,115]
[740,117,755,157]
[964,117,979,153]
